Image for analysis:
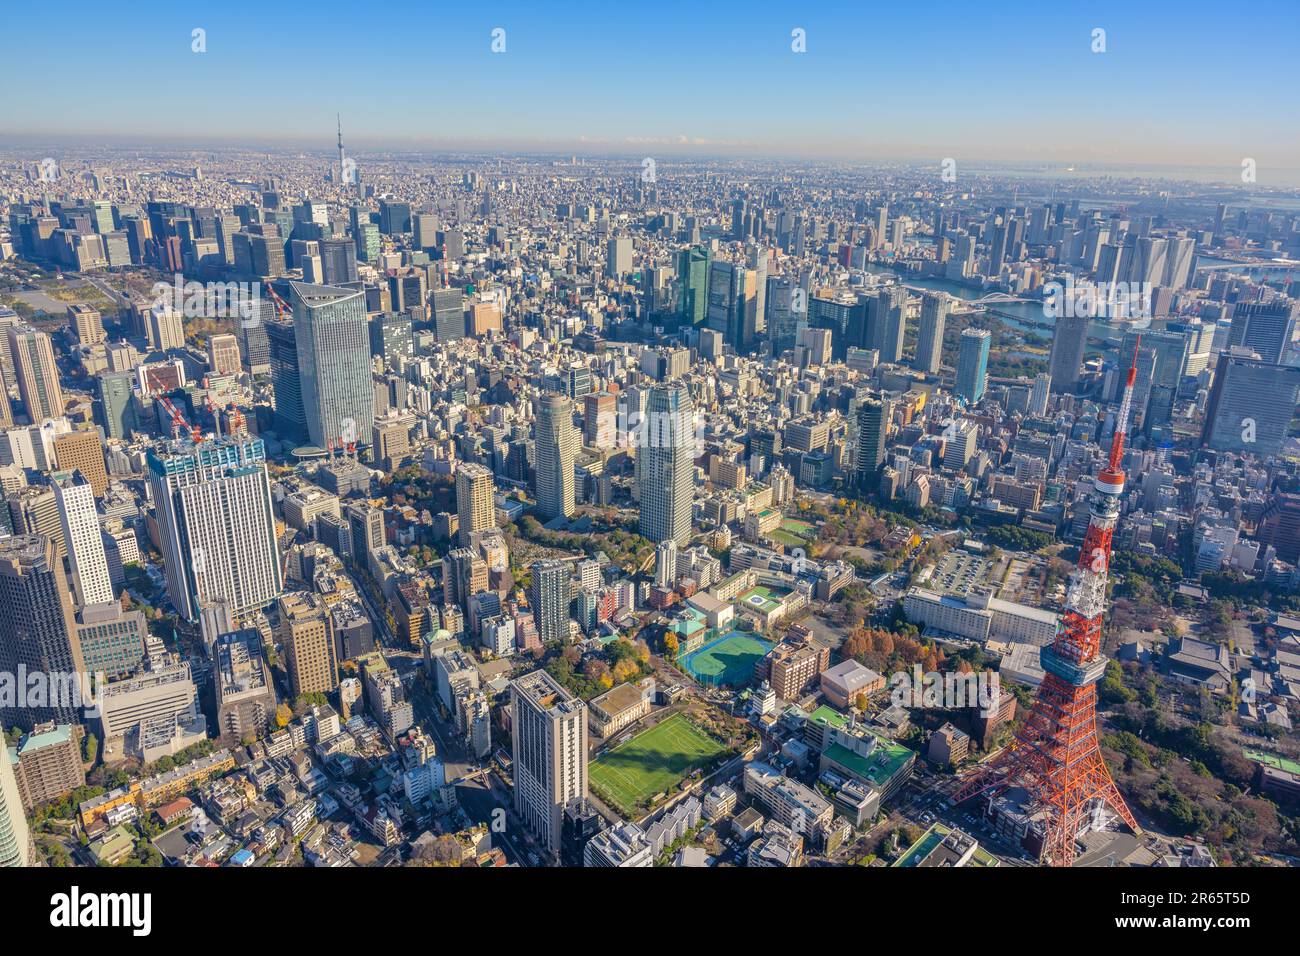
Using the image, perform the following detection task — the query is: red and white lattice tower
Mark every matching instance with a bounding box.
[950,340,1143,865]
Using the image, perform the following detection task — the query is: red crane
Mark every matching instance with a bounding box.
[263,279,291,320]
[158,394,202,443]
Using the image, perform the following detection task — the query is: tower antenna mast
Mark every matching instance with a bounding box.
[950,339,1142,865]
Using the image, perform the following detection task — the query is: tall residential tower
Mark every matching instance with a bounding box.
[636,383,696,546]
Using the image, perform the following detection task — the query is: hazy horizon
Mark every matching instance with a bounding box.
[4,0,1298,178]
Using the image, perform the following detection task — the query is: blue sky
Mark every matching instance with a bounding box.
[3,0,1297,167]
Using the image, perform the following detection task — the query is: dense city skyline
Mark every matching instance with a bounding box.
[0,2,1290,933]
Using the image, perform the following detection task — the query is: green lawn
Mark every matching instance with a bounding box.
[589,714,727,817]
[770,518,815,549]
[768,528,808,548]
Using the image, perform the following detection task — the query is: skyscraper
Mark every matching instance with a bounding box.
[53,470,114,608]
[1028,372,1051,417]
[318,237,359,285]
[207,332,241,376]
[636,383,695,546]
[94,371,136,440]
[413,213,439,251]
[147,437,282,622]
[535,395,576,521]
[606,236,632,279]
[654,539,678,588]
[955,328,991,405]
[379,200,411,236]
[1163,236,1196,290]
[706,261,760,352]
[1127,236,1168,290]
[8,325,63,422]
[266,319,307,441]
[511,669,588,857]
[873,288,907,364]
[1229,299,1298,365]
[147,301,185,352]
[290,281,374,451]
[432,288,465,342]
[764,275,801,355]
[530,560,570,645]
[1121,328,1188,430]
[1048,313,1089,394]
[873,205,888,249]
[456,462,496,545]
[1201,352,1300,458]
[583,392,616,449]
[854,396,890,486]
[347,503,384,572]
[0,535,85,731]
[677,245,711,327]
[913,293,948,374]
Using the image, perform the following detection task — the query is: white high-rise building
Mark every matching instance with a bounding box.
[535,395,576,521]
[455,462,496,545]
[1028,372,1051,417]
[511,670,587,857]
[654,538,678,588]
[942,420,979,472]
[146,437,283,622]
[0,735,30,866]
[1163,236,1196,291]
[148,301,185,351]
[53,469,115,607]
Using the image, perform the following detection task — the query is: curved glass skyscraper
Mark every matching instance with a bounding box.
[290,281,373,452]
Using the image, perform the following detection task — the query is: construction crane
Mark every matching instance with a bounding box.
[262,279,291,320]
[158,394,202,443]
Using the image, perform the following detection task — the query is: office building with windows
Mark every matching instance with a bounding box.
[147,437,282,622]
[511,670,588,857]
[636,383,695,546]
[290,281,373,452]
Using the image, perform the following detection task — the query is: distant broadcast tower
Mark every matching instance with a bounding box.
[951,339,1143,866]
[336,113,346,182]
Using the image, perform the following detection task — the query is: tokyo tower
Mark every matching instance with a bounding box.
[951,340,1143,866]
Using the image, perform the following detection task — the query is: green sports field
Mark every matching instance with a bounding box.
[681,631,774,686]
[589,714,728,817]
[769,518,815,548]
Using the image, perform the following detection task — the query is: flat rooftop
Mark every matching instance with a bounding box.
[591,681,646,717]
[823,736,913,790]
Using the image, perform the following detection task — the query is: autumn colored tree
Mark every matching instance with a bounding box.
[612,658,639,684]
